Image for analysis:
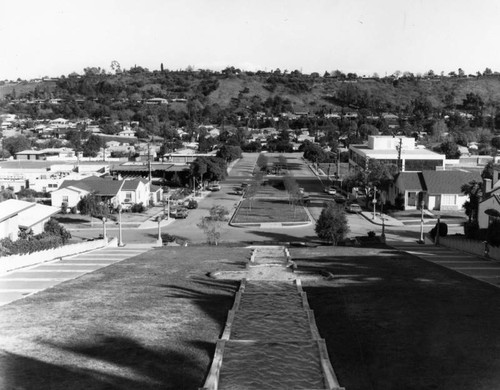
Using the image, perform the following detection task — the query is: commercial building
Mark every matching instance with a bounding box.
[349,136,445,172]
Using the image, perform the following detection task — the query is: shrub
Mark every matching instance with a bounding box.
[131,202,145,213]
[367,231,376,238]
[61,201,68,214]
[487,221,500,246]
[70,206,78,214]
[430,221,448,239]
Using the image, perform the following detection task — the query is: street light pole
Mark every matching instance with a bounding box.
[419,201,425,244]
[156,215,163,246]
[372,186,377,220]
[102,217,107,241]
[381,202,386,241]
[117,206,124,247]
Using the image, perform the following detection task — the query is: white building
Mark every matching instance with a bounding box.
[0,199,59,240]
[349,135,445,172]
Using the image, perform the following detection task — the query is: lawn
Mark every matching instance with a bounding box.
[232,198,310,224]
[0,246,249,390]
[291,246,500,390]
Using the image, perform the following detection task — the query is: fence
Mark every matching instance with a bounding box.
[0,238,115,273]
[438,235,500,261]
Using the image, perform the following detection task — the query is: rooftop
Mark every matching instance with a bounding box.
[0,199,36,223]
[18,203,59,228]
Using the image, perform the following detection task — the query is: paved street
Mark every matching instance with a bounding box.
[0,244,150,306]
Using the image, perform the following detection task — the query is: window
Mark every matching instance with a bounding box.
[441,194,456,205]
[62,196,69,202]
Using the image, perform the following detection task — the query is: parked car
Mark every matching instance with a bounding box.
[234,187,244,195]
[324,186,337,195]
[207,184,221,191]
[241,182,249,188]
[346,203,362,213]
[333,193,347,203]
[170,207,188,218]
[187,199,198,209]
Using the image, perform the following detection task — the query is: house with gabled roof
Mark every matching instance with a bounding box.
[389,170,482,210]
[51,176,159,209]
[51,177,124,208]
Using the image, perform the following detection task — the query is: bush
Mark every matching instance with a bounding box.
[367,231,376,238]
[464,221,480,239]
[70,206,78,214]
[131,202,145,213]
[487,221,500,246]
[429,221,448,239]
[61,201,68,214]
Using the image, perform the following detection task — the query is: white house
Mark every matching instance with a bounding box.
[0,200,33,240]
[51,186,90,208]
[0,200,59,240]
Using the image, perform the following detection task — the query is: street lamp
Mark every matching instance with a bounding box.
[101,216,107,241]
[117,205,124,247]
[418,200,425,244]
[156,215,164,246]
[380,201,386,241]
[372,186,377,220]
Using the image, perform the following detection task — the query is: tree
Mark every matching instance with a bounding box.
[461,180,482,224]
[437,140,461,159]
[42,218,71,244]
[315,204,350,245]
[83,134,104,157]
[77,193,110,225]
[190,156,227,183]
[197,205,229,245]
[3,135,31,156]
[256,153,269,173]
[216,145,242,162]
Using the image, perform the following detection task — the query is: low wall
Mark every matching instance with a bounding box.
[0,238,115,273]
[439,236,500,261]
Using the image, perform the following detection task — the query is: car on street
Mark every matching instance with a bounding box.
[170,207,189,218]
[333,193,347,203]
[207,184,221,191]
[233,187,245,195]
[187,199,198,209]
[324,186,337,195]
[345,203,362,213]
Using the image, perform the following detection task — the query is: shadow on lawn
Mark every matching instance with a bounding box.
[246,230,319,244]
[2,336,208,390]
[293,249,500,390]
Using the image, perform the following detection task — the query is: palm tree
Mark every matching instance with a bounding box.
[461,180,482,224]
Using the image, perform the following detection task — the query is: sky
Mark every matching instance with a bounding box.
[1,0,500,80]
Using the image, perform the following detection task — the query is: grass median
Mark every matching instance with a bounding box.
[232,198,310,224]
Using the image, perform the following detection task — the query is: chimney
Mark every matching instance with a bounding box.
[484,178,492,193]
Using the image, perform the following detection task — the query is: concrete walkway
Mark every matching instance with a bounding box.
[202,246,344,390]
[0,244,152,306]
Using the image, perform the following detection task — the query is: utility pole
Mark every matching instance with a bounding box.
[147,140,152,182]
[396,137,403,173]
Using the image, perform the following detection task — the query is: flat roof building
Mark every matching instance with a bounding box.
[349,135,445,172]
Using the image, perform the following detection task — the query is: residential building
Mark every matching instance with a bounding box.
[0,199,58,240]
[388,170,481,210]
[478,167,500,229]
[349,135,445,172]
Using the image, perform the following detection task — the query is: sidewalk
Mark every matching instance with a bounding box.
[360,211,405,227]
